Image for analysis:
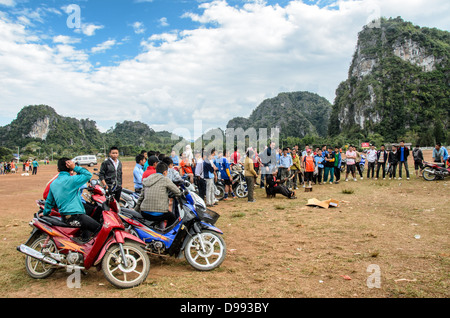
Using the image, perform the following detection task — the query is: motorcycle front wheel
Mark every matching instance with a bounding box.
[215,185,225,200]
[185,230,226,271]
[422,168,437,181]
[102,242,150,289]
[235,184,248,198]
[25,235,57,279]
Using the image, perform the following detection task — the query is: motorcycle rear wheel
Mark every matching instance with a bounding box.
[422,168,437,181]
[215,185,225,200]
[102,242,150,289]
[185,230,226,271]
[25,235,57,279]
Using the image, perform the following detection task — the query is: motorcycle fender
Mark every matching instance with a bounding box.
[93,231,146,266]
[24,227,41,246]
[180,223,223,252]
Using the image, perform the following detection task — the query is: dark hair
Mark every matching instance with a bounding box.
[148,151,156,157]
[158,153,166,161]
[135,154,145,164]
[140,150,147,155]
[109,146,119,153]
[147,155,159,166]
[416,144,420,148]
[162,156,173,166]
[211,148,216,155]
[57,158,71,172]
[156,162,168,174]
[437,142,441,147]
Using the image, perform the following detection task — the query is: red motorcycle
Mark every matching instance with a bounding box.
[422,158,450,181]
[17,183,151,289]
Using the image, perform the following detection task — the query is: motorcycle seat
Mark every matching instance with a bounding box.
[40,216,75,228]
[121,188,135,195]
[121,207,144,219]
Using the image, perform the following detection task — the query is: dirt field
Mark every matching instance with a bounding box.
[0,150,448,299]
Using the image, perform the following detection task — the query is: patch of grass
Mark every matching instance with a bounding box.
[231,212,246,218]
[341,189,355,194]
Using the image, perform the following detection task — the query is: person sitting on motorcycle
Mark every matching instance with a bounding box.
[43,158,101,240]
[135,162,181,230]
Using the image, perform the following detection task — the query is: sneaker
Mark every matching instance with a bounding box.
[353,178,357,181]
[375,178,378,180]
[345,179,348,182]
[383,178,386,180]
[407,177,410,180]
[398,177,402,180]
[329,182,333,184]
[360,177,364,180]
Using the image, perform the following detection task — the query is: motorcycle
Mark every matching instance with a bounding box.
[118,183,226,271]
[231,169,248,198]
[17,182,151,289]
[422,159,450,181]
[120,188,140,209]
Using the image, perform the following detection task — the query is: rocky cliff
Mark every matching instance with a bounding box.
[329,17,449,145]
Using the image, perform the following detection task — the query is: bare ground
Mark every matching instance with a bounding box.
[0,151,449,298]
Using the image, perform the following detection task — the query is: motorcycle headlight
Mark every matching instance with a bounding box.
[190,191,206,213]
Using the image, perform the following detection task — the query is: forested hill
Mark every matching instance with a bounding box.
[227,91,332,139]
[329,17,449,145]
[0,105,183,159]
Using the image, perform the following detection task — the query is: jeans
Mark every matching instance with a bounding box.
[376,162,386,179]
[323,167,334,183]
[398,161,410,178]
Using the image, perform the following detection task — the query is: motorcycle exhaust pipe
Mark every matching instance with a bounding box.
[17,244,59,266]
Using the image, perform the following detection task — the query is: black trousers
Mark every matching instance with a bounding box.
[196,177,206,200]
[367,162,376,178]
[376,162,386,178]
[63,214,101,239]
[334,166,341,181]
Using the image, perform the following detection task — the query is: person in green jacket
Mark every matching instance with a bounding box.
[44,158,100,240]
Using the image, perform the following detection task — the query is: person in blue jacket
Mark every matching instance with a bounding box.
[44,158,100,240]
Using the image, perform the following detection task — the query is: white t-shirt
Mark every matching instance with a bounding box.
[346,151,356,165]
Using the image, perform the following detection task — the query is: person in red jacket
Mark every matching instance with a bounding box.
[142,156,159,181]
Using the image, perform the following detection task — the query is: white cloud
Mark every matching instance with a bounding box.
[0,0,449,138]
[0,0,15,7]
[91,39,117,53]
[53,35,81,45]
[159,17,169,27]
[132,21,145,34]
[74,23,104,36]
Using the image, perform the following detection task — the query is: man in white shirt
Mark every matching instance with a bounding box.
[345,146,357,182]
[366,144,377,179]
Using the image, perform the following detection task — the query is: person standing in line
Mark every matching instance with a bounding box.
[232,146,241,165]
[375,145,388,180]
[302,148,316,188]
[279,148,292,189]
[333,146,342,184]
[290,149,301,190]
[32,158,39,175]
[244,149,258,203]
[345,146,357,182]
[220,150,235,200]
[388,145,399,180]
[355,148,364,179]
[203,149,218,207]
[314,149,324,184]
[412,145,424,178]
[323,147,335,184]
[396,140,410,180]
[366,144,377,179]
[133,154,146,194]
[194,151,206,201]
[99,146,123,203]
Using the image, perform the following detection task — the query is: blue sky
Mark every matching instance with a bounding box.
[0,0,449,139]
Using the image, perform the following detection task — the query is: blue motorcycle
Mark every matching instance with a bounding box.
[118,185,226,271]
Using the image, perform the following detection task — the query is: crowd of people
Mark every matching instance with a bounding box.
[28,141,450,236]
[0,159,40,175]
